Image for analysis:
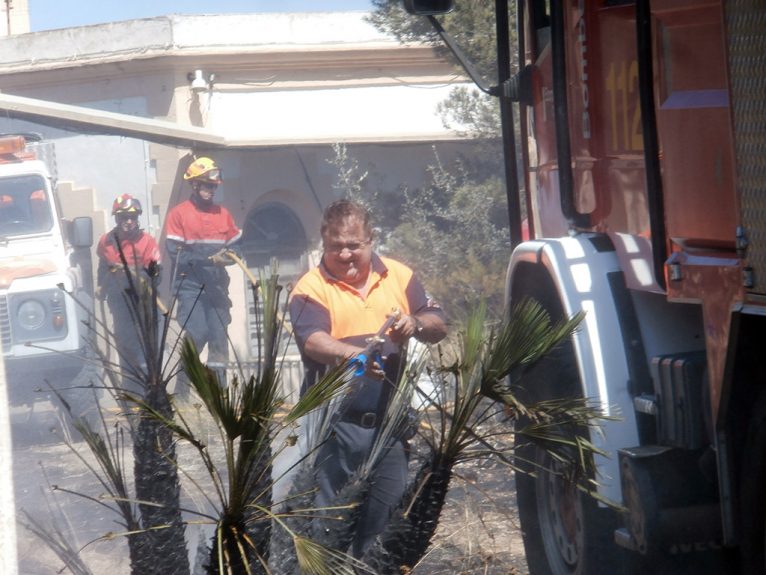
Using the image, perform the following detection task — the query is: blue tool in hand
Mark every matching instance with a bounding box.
[349,308,401,377]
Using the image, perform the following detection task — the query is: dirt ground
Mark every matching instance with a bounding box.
[403,414,529,575]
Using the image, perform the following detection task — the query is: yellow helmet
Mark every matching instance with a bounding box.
[112,194,142,216]
[184,156,222,183]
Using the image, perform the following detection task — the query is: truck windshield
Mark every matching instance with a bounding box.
[0,174,53,236]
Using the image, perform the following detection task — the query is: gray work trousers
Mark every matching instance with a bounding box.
[314,420,408,558]
[174,286,231,396]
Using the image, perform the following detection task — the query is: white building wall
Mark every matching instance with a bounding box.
[208,83,463,142]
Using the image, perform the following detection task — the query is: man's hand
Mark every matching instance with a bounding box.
[349,352,385,379]
[389,313,419,343]
[209,249,231,265]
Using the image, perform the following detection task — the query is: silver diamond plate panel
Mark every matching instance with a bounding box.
[726,0,766,293]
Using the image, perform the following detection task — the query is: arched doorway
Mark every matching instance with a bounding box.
[241,202,308,394]
[241,201,308,275]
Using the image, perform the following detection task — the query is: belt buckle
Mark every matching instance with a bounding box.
[360,412,377,428]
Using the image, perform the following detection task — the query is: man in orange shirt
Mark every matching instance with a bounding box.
[289,199,447,557]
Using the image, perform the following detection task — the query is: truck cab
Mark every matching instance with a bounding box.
[0,134,95,405]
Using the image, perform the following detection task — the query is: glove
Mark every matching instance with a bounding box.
[209,249,231,265]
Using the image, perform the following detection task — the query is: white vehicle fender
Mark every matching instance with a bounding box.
[506,235,641,504]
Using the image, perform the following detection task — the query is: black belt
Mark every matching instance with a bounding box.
[338,411,378,429]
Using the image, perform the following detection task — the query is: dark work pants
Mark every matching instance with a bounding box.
[314,420,408,558]
[175,287,231,393]
[107,294,147,398]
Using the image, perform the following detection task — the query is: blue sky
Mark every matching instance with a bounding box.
[28,1,375,32]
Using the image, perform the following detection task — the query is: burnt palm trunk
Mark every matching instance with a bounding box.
[239,381,276,571]
[209,514,251,575]
[310,472,369,554]
[361,457,453,574]
[132,383,189,575]
[245,456,273,571]
[206,455,273,574]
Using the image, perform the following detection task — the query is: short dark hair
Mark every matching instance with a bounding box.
[320,199,372,238]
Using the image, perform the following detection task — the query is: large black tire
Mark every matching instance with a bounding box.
[512,264,627,575]
[515,348,625,575]
[740,394,766,574]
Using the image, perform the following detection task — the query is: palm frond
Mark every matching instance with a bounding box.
[480,298,585,404]
[21,510,94,575]
[50,386,139,528]
[283,363,351,424]
[295,535,375,575]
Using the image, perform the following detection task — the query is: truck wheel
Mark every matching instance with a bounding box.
[515,348,623,575]
[511,266,627,574]
[513,339,623,574]
[517,440,621,575]
[740,394,766,574]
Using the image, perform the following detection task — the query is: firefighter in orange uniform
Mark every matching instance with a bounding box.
[165,157,242,396]
[96,194,161,396]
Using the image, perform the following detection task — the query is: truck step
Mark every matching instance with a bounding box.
[615,501,723,554]
[619,448,722,557]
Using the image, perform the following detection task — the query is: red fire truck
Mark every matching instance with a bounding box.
[407,0,765,573]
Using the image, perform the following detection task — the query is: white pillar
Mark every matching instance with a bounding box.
[0,350,18,573]
[1,0,30,36]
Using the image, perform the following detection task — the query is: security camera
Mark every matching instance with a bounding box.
[188,70,209,93]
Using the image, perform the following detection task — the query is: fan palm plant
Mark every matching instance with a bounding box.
[48,252,190,575]
[139,269,370,574]
[42,260,366,575]
[127,262,189,575]
[360,299,614,574]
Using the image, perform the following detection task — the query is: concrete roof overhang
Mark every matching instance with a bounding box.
[0,92,464,149]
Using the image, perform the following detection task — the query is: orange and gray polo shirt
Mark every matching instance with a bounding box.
[289,253,443,407]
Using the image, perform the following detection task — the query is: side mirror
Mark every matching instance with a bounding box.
[70,216,93,248]
[403,0,454,16]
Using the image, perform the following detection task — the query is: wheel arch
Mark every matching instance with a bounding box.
[506,235,641,505]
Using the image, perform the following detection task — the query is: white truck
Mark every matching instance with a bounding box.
[0,133,95,408]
